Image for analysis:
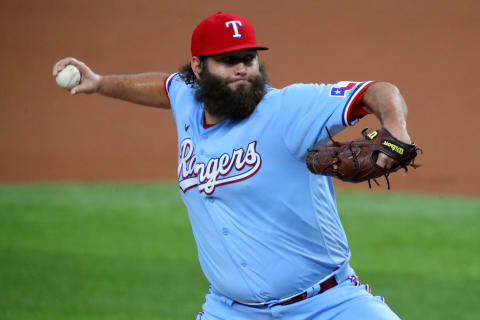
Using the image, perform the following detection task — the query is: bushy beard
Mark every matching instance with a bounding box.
[194,65,268,121]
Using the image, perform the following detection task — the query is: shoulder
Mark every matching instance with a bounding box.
[165,72,189,96]
[164,73,198,120]
[255,83,328,118]
[165,72,198,105]
[278,83,331,98]
[269,83,331,106]
[262,83,328,99]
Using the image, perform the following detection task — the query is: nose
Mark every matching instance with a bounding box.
[234,63,248,77]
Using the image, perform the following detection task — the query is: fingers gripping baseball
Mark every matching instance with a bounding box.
[52,57,102,95]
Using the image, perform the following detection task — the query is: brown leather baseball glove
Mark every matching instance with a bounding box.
[306,128,420,189]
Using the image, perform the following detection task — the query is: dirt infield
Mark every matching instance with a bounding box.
[1,0,479,196]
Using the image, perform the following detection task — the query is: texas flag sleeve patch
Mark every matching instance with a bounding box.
[329,81,358,97]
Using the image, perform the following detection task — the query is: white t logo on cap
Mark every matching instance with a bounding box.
[225,20,243,38]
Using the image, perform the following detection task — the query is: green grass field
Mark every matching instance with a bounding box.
[1,183,479,320]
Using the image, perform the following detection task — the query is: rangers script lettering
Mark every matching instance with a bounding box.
[178,139,262,195]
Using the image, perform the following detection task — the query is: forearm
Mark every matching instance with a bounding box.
[98,72,171,109]
[53,57,173,109]
[361,82,410,143]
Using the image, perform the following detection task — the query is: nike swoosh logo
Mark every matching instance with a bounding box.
[185,124,190,132]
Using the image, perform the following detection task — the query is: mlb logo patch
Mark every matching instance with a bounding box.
[329,82,358,97]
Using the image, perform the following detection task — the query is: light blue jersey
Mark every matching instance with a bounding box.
[165,73,373,304]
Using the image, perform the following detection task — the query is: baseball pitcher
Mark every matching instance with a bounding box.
[53,11,419,320]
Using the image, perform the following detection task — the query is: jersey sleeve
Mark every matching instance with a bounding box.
[277,81,374,159]
[163,72,185,118]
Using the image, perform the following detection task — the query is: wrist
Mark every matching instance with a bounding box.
[384,122,411,144]
[95,74,106,95]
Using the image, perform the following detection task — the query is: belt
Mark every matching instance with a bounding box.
[278,276,338,306]
[235,276,338,307]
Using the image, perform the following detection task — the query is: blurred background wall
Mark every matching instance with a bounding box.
[1,0,479,196]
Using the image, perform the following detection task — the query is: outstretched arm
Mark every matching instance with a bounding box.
[360,82,412,168]
[52,57,171,109]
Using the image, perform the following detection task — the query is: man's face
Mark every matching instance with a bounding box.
[206,49,261,90]
[194,49,268,121]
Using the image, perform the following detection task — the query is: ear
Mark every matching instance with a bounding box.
[191,56,203,80]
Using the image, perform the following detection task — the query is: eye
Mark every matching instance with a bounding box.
[222,56,234,64]
[219,56,238,65]
[217,53,256,65]
[243,54,255,64]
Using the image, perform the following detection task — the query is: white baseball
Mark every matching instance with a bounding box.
[56,65,81,89]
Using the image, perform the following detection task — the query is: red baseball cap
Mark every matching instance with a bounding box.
[191,12,269,56]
